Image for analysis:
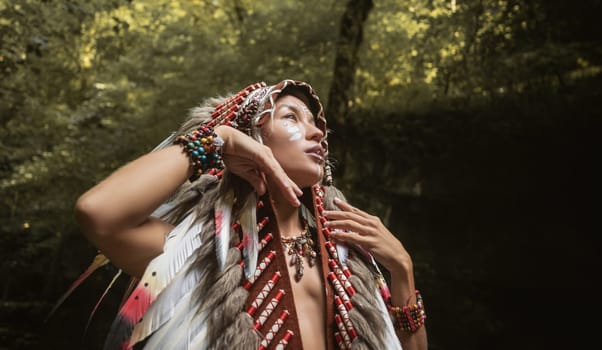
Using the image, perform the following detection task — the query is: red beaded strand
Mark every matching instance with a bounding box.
[312,185,359,344]
[388,290,426,333]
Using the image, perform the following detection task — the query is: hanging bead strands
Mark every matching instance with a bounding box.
[281,222,317,281]
[312,184,359,344]
[174,83,267,182]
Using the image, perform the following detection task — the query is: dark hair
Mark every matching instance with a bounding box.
[280,85,321,118]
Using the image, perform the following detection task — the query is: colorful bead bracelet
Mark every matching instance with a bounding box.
[388,290,426,333]
[174,125,224,181]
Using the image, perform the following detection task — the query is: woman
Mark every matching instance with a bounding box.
[75,80,427,350]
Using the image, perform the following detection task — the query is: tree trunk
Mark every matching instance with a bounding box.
[325,0,373,181]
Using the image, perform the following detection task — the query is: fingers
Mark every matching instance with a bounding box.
[325,198,409,272]
[332,198,373,219]
[329,229,368,245]
[258,154,302,206]
[256,151,302,206]
[325,219,370,235]
[265,172,302,207]
[324,197,380,244]
[218,126,302,207]
[241,141,302,206]
[323,203,373,227]
[244,170,267,196]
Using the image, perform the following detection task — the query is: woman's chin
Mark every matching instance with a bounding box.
[291,173,323,189]
[285,163,325,188]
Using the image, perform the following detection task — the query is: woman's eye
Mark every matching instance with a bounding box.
[284,114,297,120]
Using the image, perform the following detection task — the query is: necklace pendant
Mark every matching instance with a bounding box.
[295,258,304,281]
[308,250,317,267]
[281,221,315,281]
[289,252,298,266]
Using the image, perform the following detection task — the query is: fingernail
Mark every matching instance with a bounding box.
[333,197,341,203]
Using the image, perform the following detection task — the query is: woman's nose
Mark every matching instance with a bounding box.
[306,121,324,141]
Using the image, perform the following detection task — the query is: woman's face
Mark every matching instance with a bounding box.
[261,94,325,188]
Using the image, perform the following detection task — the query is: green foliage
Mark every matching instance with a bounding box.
[0,1,344,348]
[356,0,601,109]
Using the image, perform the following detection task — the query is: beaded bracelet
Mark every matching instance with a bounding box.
[388,290,426,333]
[174,125,224,181]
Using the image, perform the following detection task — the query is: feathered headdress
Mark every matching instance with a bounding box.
[205,79,331,278]
[209,79,330,172]
[48,79,332,329]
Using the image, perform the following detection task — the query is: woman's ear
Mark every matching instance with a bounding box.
[257,115,273,140]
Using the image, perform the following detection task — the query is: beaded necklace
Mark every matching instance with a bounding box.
[281,221,317,281]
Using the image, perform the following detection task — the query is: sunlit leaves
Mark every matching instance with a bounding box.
[0,0,345,253]
[354,0,601,111]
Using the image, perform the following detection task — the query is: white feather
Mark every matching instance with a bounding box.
[142,213,201,292]
[141,291,208,350]
[214,191,234,271]
[239,193,259,280]
[164,308,209,350]
[336,242,349,265]
[374,287,403,350]
[151,132,177,152]
[151,202,176,219]
[129,257,202,345]
[186,312,209,350]
[122,213,202,346]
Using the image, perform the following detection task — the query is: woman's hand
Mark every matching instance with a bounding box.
[325,199,427,350]
[215,125,303,207]
[323,198,412,274]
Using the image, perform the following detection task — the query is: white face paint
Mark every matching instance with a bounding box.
[263,94,326,188]
[281,101,310,142]
[287,125,302,141]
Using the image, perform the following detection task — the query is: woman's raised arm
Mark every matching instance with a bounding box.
[75,145,191,277]
[75,125,303,277]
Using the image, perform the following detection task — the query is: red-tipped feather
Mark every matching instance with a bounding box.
[119,276,139,309]
[45,252,110,322]
[84,269,123,337]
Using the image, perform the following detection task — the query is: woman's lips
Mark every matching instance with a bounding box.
[305,145,325,162]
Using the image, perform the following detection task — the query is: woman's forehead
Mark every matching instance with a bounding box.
[276,95,312,112]
[278,90,313,110]
[254,80,327,135]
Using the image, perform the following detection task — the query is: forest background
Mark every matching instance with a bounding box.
[0,0,599,349]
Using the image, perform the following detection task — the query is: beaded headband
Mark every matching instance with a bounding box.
[208,79,333,185]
